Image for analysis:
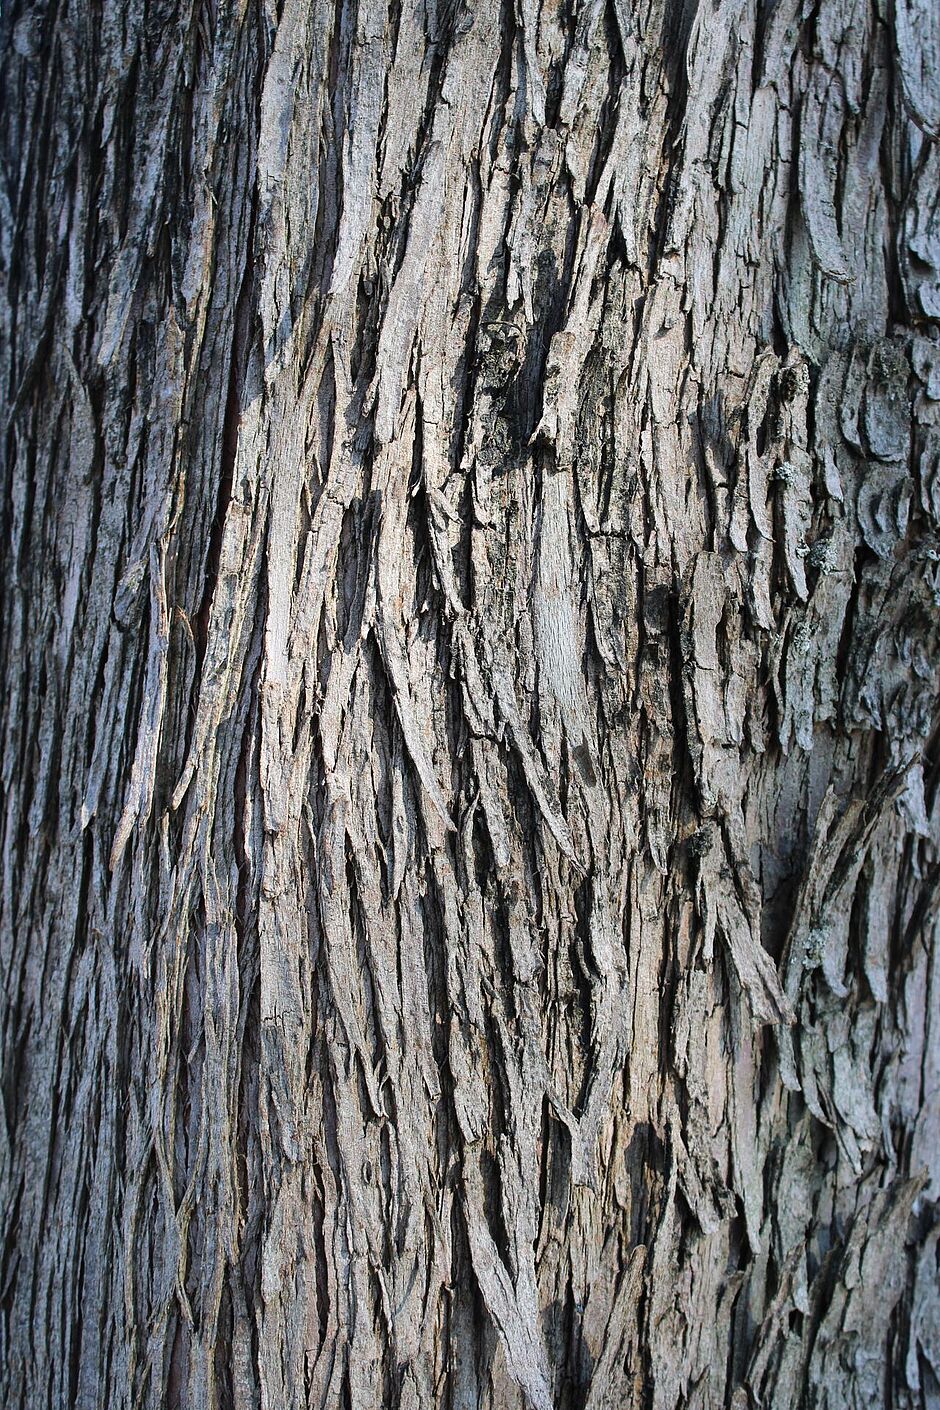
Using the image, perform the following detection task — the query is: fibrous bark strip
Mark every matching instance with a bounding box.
[1,0,939,1406]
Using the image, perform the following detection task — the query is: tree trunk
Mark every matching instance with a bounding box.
[1,0,939,1406]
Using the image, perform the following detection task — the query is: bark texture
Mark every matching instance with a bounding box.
[1,1,939,1407]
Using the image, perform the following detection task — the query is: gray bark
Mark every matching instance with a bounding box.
[1,0,939,1407]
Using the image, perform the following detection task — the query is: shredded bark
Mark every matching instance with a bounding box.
[0,0,938,1406]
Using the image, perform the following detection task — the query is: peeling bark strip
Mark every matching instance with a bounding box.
[1,0,939,1406]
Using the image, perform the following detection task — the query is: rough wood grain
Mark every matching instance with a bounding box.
[1,1,938,1406]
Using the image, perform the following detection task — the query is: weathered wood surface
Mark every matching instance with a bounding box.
[1,0,939,1406]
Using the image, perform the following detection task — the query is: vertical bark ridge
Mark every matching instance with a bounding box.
[1,0,938,1407]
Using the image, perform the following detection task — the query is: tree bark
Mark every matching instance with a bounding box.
[1,0,939,1406]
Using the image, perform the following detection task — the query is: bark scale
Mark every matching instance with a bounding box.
[1,0,939,1407]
